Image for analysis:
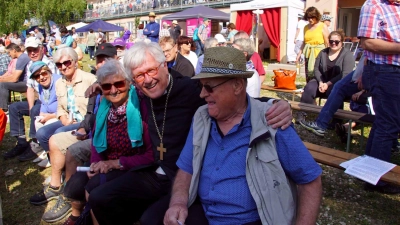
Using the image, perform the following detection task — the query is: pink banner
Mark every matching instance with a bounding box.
[186,18,211,37]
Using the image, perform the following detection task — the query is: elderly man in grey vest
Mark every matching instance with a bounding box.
[164,47,323,225]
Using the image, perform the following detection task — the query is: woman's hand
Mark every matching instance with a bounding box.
[319,82,328,93]
[352,90,364,102]
[89,160,119,178]
[39,113,55,124]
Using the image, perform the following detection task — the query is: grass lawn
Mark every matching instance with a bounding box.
[0,56,399,224]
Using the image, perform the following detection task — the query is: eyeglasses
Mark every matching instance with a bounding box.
[163,45,176,54]
[199,78,233,93]
[133,63,163,83]
[100,80,126,91]
[55,60,73,69]
[329,40,340,45]
[32,71,50,80]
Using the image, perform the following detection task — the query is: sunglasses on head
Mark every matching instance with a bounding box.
[100,80,126,91]
[55,60,73,69]
[199,78,233,93]
[329,40,340,45]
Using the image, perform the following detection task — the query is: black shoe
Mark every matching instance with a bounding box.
[3,142,29,159]
[18,148,38,162]
[30,185,63,205]
[42,195,72,223]
[364,183,400,194]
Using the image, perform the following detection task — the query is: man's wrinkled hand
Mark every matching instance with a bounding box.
[163,204,188,225]
[266,100,292,130]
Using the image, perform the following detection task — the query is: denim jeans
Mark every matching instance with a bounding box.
[363,63,400,163]
[9,100,41,138]
[316,71,359,129]
[36,121,80,152]
[194,40,203,57]
[88,46,95,59]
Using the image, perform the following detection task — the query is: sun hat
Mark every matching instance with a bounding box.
[95,43,117,57]
[112,38,126,47]
[172,20,178,24]
[25,37,42,48]
[214,34,226,43]
[193,47,254,79]
[29,61,47,79]
[149,12,156,17]
[29,31,35,35]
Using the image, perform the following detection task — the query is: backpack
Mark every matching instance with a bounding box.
[193,28,199,41]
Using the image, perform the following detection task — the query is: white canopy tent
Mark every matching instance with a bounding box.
[67,22,88,30]
[230,0,305,62]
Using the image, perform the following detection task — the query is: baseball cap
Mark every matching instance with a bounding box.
[203,18,210,22]
[321,14,333,22]
[95,43,117,57]
[214,34,226,43]
[172,20,178,24]
[25,37,42,48]
[29,61,47,78]
[112,38,126,47]
[298,13,304,18]
[29,31,35,35]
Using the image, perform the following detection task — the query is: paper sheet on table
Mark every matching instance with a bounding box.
[343,155,396,185]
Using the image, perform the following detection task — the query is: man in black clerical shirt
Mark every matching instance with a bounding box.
[88,42,293,225]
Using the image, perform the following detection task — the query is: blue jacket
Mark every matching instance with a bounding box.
[143,22,160,42]
[39,73,61,114]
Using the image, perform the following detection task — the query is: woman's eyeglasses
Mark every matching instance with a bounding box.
[329,40,340,45]
[32,71,49,80]
[199,79,233,93]
[133,63,163,83]
[100,80,126,91]
[55,60,73,69]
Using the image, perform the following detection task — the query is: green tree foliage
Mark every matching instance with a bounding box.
[0,0,87,33]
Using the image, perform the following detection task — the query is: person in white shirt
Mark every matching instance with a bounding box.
[294,13,308,63]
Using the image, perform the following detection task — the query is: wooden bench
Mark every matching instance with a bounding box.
[261,85,303,101]
[290,101,375,152]
[305,142,400,186]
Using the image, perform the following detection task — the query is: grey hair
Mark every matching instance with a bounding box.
[233,31,250,41]
[233,38,255,55]
[204,37,218,50]
[123,41,166,78]
[53,47,78,62]
[96,58,132,83]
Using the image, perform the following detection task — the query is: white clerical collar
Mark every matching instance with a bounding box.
[163,74,172,95]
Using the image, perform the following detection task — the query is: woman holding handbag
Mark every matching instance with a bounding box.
[296,30,355,122]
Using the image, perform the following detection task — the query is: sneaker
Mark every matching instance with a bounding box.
[30,141,44,154]
[38,157,51,168]
[30,185,63,205]
[18,148,38,162]
[299,120,326,137]
[33,151,47,163]
[42,195,72,223]
[364,183,400,194]
[3,142,29,159]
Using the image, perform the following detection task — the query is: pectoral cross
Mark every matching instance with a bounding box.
[157,143,167,160]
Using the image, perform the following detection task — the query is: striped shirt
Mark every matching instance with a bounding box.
[357,0,400,66]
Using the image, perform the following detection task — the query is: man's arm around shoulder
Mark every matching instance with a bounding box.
[164,169,192,225]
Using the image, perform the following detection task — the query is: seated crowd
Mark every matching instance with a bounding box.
[1,4,400,223]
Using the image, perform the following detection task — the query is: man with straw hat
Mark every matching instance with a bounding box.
[144,12,160,43]
[164,47,322,225]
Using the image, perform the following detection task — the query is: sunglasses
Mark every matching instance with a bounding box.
[199,78,233,93]
[100,80,126,91]
[32,71,49,80]
[329,40,341,45]
[307,16,316,20]
[55,60,73,69]
[133,63,163,83]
